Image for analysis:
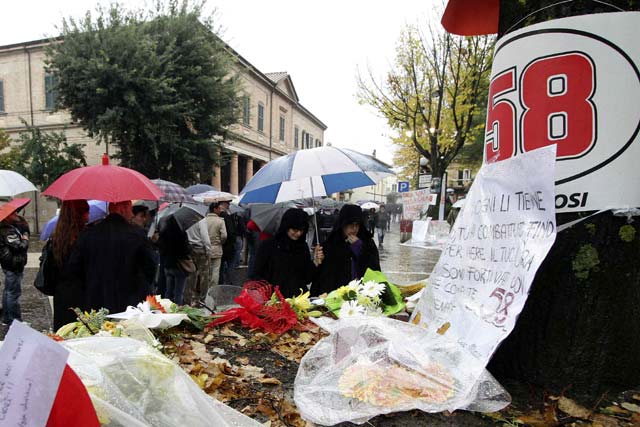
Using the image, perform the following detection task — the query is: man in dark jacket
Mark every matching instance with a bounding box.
[0,209,30,325]
[218,199,236,285]
[375,205,391,249]
[68,201,157,314]
[311,204,380,296]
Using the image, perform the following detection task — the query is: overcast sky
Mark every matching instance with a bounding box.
[0,0,437,165]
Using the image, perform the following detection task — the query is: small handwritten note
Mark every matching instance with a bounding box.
[410,146,557,370]
[0,321,69,427]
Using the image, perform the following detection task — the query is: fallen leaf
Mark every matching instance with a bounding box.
[601,405,632,418]
[259,377,282,386]
[517,412,550,427]
[235,356,250,365]
[621,402,640,413]
[557,396,591,419]
[203,333,215,344]
[591,414,620,427]
[297,332,312,345]
[191,341,214,363]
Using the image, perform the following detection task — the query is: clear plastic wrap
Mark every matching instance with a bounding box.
[62,337,262,427]
[294,317,510,425]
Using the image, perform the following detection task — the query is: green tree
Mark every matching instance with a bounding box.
[46,0,239,184]
[358,21,494,181]
[14,121,87,189]
[0,129,20,170]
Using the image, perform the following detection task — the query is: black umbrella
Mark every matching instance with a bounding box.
[157,202,208,231]
[186,184,218,195]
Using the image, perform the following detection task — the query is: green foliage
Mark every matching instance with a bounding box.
[619,224,636,242]
[14,121,87,189]
[0,129,20,170]
[572,244,600,281]
[358,18,494,179]
[46,0,239,184]
[585,223,597,236]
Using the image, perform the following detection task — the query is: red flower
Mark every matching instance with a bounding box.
[146,295,166,313]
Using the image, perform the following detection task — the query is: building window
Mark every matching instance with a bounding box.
[45,73,58,110]
[315,138,321,148]
[305,132,310,149]
[279,116,285,142]
[463,169,471,181]
[242,95,250,126]
[301,131,306,149]
[0,80,4,113]
[294,126,299,148]
[257,102,264,132]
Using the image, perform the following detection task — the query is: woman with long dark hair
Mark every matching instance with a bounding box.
[47,200,89,329]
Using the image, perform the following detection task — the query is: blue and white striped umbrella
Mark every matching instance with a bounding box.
[239,146,394,204]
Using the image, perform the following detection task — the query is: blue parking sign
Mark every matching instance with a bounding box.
[398,181,410,193]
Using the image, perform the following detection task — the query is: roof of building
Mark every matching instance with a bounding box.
[264,72,288,84]
[0,35,327,130]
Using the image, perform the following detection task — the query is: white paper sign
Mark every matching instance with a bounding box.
[485,12,640,212]
[411,146,557,367]
[0,321,69,427]
[401,189,431,220]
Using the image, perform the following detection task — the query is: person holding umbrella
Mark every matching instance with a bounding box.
[68,201,157,314]
[311,204,380,296]
[0,198,30,326]
[252,208,324,298]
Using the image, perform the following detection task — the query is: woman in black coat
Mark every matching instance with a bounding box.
[40,200,90,330]
[311,204,380,296]
[252,208,323,298]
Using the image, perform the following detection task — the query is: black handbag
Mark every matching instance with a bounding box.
[34,241,56,296]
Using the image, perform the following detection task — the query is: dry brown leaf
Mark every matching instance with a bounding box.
[203,333,215,344]
[256,400,277,418]
[259,377,282,386]
[191,341,214,363]
[557,396,591,419]
[601,405,632,418]
[236,356,250,365]
[241,364,265,379]
[411,312,421,325]
[543,402,558,425]
[591,414,620,427]
[220,326,248,346]
[621,402,640,413]
[632,394,640,402]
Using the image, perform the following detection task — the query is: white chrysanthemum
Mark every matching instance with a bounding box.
[346,279,362,290]
[358,280,386,298]
[339,300,366,318]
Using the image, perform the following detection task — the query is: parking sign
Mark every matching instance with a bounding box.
[398,181,410,193]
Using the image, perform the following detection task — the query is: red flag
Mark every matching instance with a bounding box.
[47,365,100,427]
[441,0,500,35]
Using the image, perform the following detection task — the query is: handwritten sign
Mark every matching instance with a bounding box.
[0,321,69,427]
[411,146,557,368]
[401,189,431,220]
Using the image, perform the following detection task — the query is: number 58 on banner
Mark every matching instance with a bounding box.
[484,14,640,213]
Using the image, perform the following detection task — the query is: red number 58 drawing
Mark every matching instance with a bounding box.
[485,52,596,163]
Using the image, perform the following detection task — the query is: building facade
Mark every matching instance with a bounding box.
[0,39,326,189]
[0,37,326,231]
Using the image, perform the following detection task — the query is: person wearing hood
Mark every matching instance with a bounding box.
[311,204,380,296]
[251,208,324,298]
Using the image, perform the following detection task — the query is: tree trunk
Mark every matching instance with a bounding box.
[488,1,640,394]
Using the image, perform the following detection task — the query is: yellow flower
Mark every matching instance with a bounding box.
[102,321,116,331]
[287,290,312,312]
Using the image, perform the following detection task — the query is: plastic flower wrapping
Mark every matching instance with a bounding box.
[62,337,262,427]
[325,269,405,318]
[294,316,511,426]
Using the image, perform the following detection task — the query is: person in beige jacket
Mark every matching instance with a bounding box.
[205,202,227,292]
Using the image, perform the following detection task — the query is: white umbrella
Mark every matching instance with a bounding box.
[0,170,37,196]
[192,190,236,203]
[361,202,380,211]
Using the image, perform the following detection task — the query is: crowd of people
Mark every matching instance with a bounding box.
[0,197,399,330]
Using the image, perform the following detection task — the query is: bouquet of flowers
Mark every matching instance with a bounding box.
[208,281,321,334]
[325,269,404,318]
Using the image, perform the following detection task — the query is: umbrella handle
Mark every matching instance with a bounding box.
[310,177,319,247]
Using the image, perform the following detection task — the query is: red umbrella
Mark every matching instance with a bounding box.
[0,198,30,222]
[43,154,164,202]
[441,0,500,36]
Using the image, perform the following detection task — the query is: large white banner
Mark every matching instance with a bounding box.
[411,146,557,367]
[485,12,640,212]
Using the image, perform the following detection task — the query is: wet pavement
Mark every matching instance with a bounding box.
[0,223,441,339]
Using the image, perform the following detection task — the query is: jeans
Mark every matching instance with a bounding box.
[376,227,386,245]
[232,236,244,268]
[165,267,187,305]
[246,232,258,277]
[2,270,23,324]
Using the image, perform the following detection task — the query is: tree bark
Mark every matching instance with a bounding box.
[489,1,640,394]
